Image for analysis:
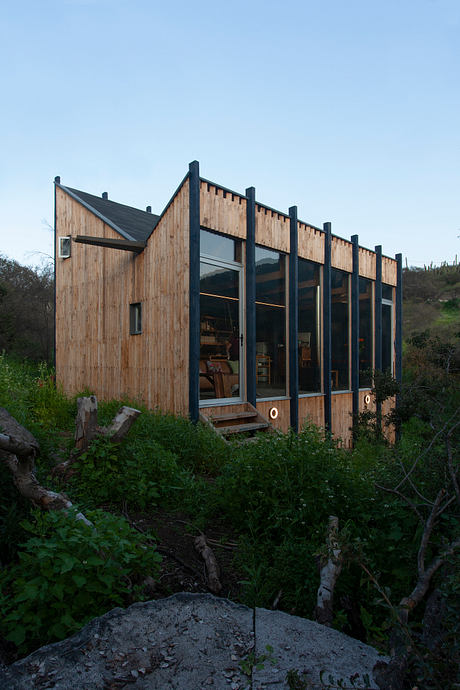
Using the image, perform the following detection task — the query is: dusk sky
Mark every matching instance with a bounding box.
[1,0,459,269]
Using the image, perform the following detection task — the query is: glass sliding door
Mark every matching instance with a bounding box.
[255,247,286,398]
[199,230,243,402]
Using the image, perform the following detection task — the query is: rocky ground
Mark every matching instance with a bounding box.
[0,593,388,689]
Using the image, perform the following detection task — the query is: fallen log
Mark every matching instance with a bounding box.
[194,534,222,594]
[0,407,92,526]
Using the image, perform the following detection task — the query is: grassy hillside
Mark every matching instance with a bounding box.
[403,263,460,341]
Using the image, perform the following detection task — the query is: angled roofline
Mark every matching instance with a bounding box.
[55,182,137,242]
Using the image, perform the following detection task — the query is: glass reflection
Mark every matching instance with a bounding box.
[255,247,286,397]
[359,278,373,388]
[298,259,321,393]
[331,268,350,391]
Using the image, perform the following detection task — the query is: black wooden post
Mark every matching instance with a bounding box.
[395,253,403,385]
[246,186,256,407]
[323,222,332,433]
[351,235,359,437]
[189,161,200,423]
[374,245,382,372]
[289,206,299,432]
[53,176,60,369]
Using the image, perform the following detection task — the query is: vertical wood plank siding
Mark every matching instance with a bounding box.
[382,256,397,286]
[255,205,290,252]
[256,399,291,433]
[55,181,190,415]
[331,393,353,447]
[298,396,324,430]
[358,248,376,280]
[200,181,247,238]
[297,223,324,263]
[331,236,353,272]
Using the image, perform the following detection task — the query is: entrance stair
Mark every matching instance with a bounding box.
[199,402,272,442]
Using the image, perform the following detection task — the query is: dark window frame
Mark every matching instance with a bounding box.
[129,302,142,335]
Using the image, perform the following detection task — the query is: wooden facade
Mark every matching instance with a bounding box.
[55,162,401,445]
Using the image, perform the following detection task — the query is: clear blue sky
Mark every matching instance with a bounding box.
[1,0,459,269]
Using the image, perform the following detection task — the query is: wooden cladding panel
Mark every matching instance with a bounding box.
[256,399,290,433]
[200,181,246,239]
[331,393,353,448]
[359,248,376,280]
[255,206,290,253]
[134,179,189,415]
[331,237,352,272]
[55,181,190,416]
[298,223,324,264]
[299,395,325,430]
[382,256,397,286]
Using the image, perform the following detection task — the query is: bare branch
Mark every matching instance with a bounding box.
[417,489,445,575]
[400,537,460,623]
[375,483,424,523]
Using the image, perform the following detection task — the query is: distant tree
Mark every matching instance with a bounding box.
[0,256,54,362]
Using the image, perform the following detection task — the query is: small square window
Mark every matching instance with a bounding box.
[130,303,142,334]
[59,236,71,259]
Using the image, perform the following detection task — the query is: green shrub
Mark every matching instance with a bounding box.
[0,509,161,655]
[70,437,160,511]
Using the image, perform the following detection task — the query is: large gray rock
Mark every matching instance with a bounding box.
[0,593,387,689]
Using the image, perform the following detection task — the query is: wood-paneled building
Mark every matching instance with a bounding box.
[55,162,402,446]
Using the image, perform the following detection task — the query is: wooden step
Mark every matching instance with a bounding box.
[211,411,258,424]
[219,422,269,436]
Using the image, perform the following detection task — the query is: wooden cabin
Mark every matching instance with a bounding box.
[54,162,402,446]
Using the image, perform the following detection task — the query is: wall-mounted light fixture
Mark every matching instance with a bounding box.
[269,407,279,420]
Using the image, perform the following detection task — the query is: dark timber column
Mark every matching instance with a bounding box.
[289,206,299,432]
[374,245,382,372]
[395,253,403,437]
[53,176,60,369]
[189,161,200,423]
[323,222,332,434]
[374,245,383,425]
[246,186,256,407]
[395,253,403,385]
[351,235,359,436]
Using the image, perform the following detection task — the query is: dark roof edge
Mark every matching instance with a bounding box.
[55,182,136,242]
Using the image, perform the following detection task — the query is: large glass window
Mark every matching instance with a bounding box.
[382,285,394,374]
[201,228,241,263]
[199,230,242,402]
[331,268,350,391]
[298,259,321,393]
[255,247,286,398]
[359,278,373,388]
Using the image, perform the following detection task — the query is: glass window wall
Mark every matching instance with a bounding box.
[359,278,373,388]
[298,259,321,393]
[382,285,393,374]
[255,247,286,398]
[331,268,350,391]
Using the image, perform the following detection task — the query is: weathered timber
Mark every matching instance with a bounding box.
[194,535,222,594]
[315,515,343,626]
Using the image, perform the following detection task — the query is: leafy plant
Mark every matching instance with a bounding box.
[0,509,161,654]
[70,436,159,511]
